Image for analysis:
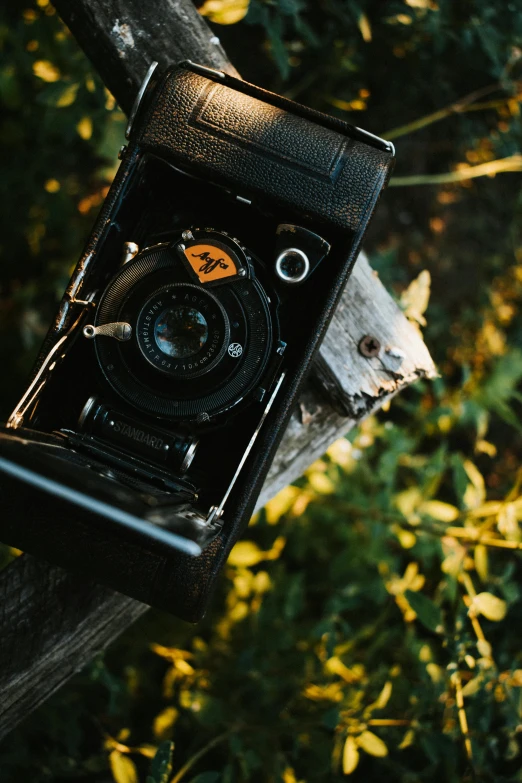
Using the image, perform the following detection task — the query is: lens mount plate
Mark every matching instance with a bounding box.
[93,243,274,421]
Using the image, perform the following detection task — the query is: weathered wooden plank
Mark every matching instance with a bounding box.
[314,251,434,419]
[0,0,436,740]
[53,0,239,114]
[0,556,146,741]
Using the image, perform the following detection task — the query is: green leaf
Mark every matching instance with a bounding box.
[246,4,290,78]
[228,541,265,567]
[276,0,301,14]
[452,454,469,505]
[267,23,290,79]
[473,350,522,432]
[199,0,249,25]
[36,81,79,107]
[405,590,442,633]
[188,773,221,783]
[356,730,388,757]
[284,573,304,620]
[294,15,319,46]
[109,751,138,783]
[343,736,360,774]
[418,500,459,522]
[472,592,507,622]
[148,741,174,783]
[321,707,340,730]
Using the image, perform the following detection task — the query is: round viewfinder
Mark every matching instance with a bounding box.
[275,248,310,284]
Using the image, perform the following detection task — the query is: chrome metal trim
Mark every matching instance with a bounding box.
[180,438,199,473]
[7,311,86,429]
[68,289,97,307]
[0,454,202,557]
[83,322,132,341]
[78,396,98,429]
[206,372,286,524]
[125,61,159,140]
[185,61,226,80]
[121,241,139,265]
[354,126,395,155]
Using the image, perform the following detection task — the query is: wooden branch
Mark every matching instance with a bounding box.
[0,0,436,740]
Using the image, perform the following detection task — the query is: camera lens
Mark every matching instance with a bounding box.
[136,282,231,380]
[154,306,208,359]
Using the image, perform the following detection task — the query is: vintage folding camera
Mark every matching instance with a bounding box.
[0,61,394,620]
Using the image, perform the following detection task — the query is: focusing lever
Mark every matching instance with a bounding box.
[83,322,132,341]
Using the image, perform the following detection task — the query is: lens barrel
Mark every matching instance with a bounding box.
[136,282,230,380]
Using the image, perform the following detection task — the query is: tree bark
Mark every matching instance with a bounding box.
[0,0,436,740]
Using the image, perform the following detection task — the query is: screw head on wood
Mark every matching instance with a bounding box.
[358,335,381,358]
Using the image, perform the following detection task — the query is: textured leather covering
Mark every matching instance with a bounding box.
[138,67,392,235]
[0,63,394,622]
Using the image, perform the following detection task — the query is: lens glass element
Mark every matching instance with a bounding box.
[154,306,208,359]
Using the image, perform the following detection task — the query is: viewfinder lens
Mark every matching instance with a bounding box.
[275,248,310,284]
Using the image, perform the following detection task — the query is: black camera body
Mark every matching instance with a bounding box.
[0,62,394,621]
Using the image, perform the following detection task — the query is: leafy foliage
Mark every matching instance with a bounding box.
[1,0,522,781]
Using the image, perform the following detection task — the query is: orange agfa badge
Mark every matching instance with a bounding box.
[183,243,238,284]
